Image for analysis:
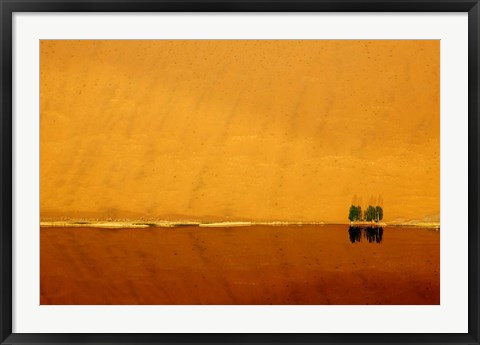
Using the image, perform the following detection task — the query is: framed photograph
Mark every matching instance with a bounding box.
[1,0,479,344]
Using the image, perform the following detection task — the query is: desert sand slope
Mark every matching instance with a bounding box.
[40,40,439,223]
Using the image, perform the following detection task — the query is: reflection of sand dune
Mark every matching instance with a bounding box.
[40,225,440,304]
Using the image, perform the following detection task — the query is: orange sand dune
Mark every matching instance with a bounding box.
[40,40,439,223]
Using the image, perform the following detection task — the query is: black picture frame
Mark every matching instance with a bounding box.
[1,1,479,344]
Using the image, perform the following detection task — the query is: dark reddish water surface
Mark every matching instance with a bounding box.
[40,225,439,305]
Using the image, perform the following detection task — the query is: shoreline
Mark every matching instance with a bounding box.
[40,220,440,229]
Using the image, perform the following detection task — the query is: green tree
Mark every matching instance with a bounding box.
[375,206,383,221]
[348,205,363,221]
[348,205,357,221]
[365,205,376,221]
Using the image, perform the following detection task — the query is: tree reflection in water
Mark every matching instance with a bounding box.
[348,226,383,243]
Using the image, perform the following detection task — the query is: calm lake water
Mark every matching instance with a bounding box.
[40,225,440,305]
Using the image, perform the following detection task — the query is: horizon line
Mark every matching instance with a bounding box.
[39,220,440,229]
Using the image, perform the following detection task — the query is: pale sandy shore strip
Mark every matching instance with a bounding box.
[40,220,200,228]
[387,222,440,229]
[40,221,152,229]
[40,220,325,228]
[40,220,440,229]
[349,221,387,227]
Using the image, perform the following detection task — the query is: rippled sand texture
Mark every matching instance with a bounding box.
[40,225,440,305]
[40,40,439,224]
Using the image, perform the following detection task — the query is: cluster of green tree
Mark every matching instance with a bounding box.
[348,205,383,222]
[348,205,362,221]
